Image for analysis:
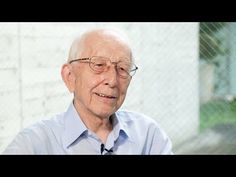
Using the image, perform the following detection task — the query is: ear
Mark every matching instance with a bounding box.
[61,64,75,93]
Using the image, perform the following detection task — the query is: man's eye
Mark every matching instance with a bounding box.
[94,63,105,67]
[119,67,125,71]
[95,63,104,66]
[118,66,129,73]
[118,64,130,71]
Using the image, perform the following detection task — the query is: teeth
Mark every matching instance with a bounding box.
[99,93,106,97]
[96,93,115,98]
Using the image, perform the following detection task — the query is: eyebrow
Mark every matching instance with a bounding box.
[68,58,90,64]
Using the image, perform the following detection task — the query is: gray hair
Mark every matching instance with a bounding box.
[67,28,134,63]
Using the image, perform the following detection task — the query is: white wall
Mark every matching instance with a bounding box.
[0,22,199,152]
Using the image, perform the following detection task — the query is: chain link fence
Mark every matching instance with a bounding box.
[0,22,235,154]
[175,22,236,154]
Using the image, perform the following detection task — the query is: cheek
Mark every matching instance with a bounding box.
[75,74,101,95]
[68,75,76,93]
[119,80,131,96]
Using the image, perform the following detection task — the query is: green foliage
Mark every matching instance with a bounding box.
[200,22,226,34]
[200,22,228,64]
[200,100,236,132]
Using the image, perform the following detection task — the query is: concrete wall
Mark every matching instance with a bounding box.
[0,22,199,152]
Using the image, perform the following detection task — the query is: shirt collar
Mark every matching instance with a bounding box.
[62,102,132,149]
[62,102,87,149]
[112,112,131,141]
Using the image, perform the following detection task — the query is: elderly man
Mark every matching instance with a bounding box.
[3,28,173,154]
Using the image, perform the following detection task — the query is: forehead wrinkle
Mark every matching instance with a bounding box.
[68,29,133,63]
[86,38,131,62]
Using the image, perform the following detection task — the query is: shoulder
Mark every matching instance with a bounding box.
[14,113,64,144]
[115,110,173,154]
[115,110,171,138]
[22,112,65,138]
[3,113,65,154]
[115,110,164,135]
[116,110,158,126]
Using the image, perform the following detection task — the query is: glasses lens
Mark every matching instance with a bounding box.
[129,65,137,77]
[116,62,132,78]
[90,56,138,78]
[90,56,107,72]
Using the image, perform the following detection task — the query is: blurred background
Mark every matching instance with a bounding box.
[0,22,235,154]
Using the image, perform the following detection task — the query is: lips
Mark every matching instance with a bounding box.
[95,93,117,99]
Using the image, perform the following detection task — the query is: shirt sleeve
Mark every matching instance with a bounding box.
[149,127,173,155]
[2,131,35,154]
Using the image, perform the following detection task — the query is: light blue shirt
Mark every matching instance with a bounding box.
[3,102,173,155]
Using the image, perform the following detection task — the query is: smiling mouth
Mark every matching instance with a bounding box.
[95,93,117,99]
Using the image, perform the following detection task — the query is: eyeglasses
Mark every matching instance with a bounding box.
[69,56,138,78]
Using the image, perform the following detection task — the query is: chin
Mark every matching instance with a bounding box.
[95,106,117,118]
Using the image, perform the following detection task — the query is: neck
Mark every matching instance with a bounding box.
[73,101,113,143]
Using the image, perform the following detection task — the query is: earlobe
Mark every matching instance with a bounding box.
[61,64,75,93]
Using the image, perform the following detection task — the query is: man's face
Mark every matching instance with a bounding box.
[70,40,132,119]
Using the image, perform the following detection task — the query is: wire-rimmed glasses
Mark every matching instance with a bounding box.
[69,56,138,78]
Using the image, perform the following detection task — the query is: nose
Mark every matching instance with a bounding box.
[104,65,118,87]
